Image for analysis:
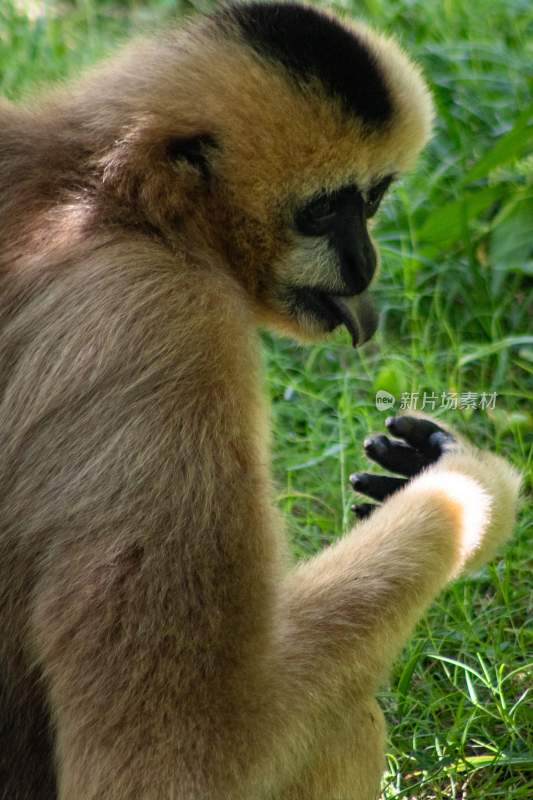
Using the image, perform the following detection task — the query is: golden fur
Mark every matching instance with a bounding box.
[0,4,520,799]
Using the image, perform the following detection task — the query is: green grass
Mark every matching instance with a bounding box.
[1,1,531,797]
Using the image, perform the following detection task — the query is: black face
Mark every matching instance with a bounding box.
[294,176,393,295]
[284,176,393,345]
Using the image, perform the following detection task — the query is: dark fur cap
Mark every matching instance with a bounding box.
[219,2,393,124]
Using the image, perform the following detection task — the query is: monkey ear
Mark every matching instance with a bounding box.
[166,134,218,178]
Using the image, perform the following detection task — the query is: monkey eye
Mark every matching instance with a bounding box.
[365,175,394,219]
[294,193,337,236]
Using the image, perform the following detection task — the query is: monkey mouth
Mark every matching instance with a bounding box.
[323,292,378,347]
[291,288,378,347]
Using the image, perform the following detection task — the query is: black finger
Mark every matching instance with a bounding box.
[349,472,408,501]
[350,503,377,519]
[363,434,434,477]
[428,430,455,454]
[385,416,455,458]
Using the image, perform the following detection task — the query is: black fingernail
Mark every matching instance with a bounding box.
[364,434,388,454]
[385,416,399,433]
[349,473,365,487]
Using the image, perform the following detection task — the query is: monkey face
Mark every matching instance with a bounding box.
[270,177,395,347]
[207,163,401,348]
[217,173,393,349]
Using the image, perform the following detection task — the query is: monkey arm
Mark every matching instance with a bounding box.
[278,444,520,693]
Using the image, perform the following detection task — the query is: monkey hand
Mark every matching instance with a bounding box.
[350,414,457,517]
[350,414,521,572]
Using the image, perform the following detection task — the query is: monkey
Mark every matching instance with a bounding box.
[0,2,521,799]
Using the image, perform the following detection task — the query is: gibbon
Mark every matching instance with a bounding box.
[0,3,520,799]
